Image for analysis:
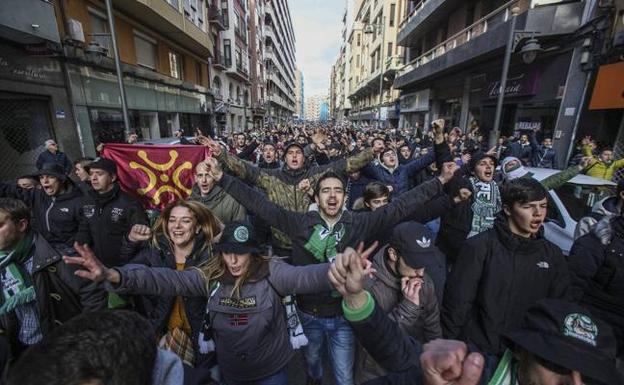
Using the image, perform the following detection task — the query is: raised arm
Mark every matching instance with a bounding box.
[268,260,332,295]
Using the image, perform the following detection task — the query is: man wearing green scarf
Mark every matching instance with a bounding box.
[0,198,107,373]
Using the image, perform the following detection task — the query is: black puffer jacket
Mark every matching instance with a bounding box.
[568,215,624,354]
[77,183,148,267]
[0,182,83,249]
[441,217,571,355]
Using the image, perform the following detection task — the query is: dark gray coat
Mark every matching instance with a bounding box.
[356,246,441,384]
[110,259,331,382]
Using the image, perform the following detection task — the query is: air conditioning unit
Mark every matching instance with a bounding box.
[67,19,85,43]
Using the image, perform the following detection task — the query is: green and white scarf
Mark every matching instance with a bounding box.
[468,177,501,238]
[488,349,518,385]
[0,232,36,315]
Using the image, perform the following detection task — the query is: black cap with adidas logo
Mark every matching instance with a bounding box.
[389,221,442,269]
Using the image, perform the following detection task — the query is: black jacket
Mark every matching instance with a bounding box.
[0,182,84,249]
[77,184,148,267]
[218,173,444,317]
[125,235,212,361]
[0,233,107,353]
[568,216,624,353]
[441,218,571,355]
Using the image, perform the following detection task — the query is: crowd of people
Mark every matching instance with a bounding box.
[0,121,623,385]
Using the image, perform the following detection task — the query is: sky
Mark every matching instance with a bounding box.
[290,0,344,98]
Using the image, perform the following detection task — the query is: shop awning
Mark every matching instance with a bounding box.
[588,62,624,110]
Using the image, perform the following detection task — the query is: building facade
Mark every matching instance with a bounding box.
[264,0,297,125]
[294,68,304,119]
[305,94,328,121]
[394,0,623,167]
[346,0,404,128]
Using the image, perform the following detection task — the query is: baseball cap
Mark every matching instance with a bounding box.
[504,299,621,385]
[213,221,261,254]
[283,141,304,154]
[85,157,117,175]
[389,222,441,269]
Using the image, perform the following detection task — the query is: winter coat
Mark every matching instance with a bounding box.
[583,145,624,180]
[356,246,441,384]
[110,259,331,382]
[188,184,246,224]
[0,233,107,354]
[361,148,437,196]
[77,183,148,267]
[36,150,72,174]
[507,141,533,165]
[218,173,444,317]
[441,218,571,355]
[573,196,620,240]
[346,175,375,210]
[0,182,84,249]
[216,148,374,250]
[345,294,425,385]
[530,132,557,168]
[568,215,624,353]
[124,235,213,362]
[437,164,583,263]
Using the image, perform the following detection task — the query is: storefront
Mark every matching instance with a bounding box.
[398,89,430,130]
[67,64,212,156]
[0,43,77,179]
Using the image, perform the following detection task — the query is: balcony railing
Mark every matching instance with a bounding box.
[208,6,227,31]
[385,55,404,72]
[213,52,228,69]
[398,0,429,30]
[397,0,527,78]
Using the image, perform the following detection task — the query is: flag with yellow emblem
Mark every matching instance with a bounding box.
[101,143,211,210]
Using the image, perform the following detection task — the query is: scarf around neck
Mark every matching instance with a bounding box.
[468,177,501,238]
[0,232,36,315]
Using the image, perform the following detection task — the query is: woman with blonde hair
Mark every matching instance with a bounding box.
[65,220,365,385]
[117,199,222,384]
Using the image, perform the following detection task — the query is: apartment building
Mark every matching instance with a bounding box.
[248,0,267,128]
[294,69,304,119]
[330,0,355,123]
[305,94,328,121]
[264,0,297,124]
[210,0,253,134]
[347,0,404,128]
[394,0,615,166]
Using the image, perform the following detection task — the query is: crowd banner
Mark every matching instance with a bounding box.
[102,143,211,210]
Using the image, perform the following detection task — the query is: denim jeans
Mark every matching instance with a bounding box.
[299,311,355,385]
[223,368,288,385]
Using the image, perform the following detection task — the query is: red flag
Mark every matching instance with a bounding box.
[102,143,211,210]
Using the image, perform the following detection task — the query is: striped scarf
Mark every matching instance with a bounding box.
[0,232,36,316]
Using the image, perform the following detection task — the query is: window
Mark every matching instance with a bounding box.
[389,4,396,27]
[196,61,203,84]
[387,42,393,57]
[223,39,232,66]
[221,0,229,28]
[166,0,179,9]
[169,51,183,79]
[356,33,361,47]
[134,31,158,70]
[184,0,205,29]
[213,76,222,96]
[235,48,242,69]
[88,9,111,57]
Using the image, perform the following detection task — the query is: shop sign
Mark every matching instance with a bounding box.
[516,121,541,131]
[0,45,64,85]
[487,71,539,99]
[380,107,388,121]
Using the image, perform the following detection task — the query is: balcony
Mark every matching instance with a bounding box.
[208,6,227,31]
[212,52,228,70]
[384,55,404,76]
[394,0,584,89]
[235,25,247,44]
[111,0,212,57]
[0,0,60,44]
[226,61,249,82]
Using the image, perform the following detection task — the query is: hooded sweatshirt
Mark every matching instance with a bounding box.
[188,184,246,224]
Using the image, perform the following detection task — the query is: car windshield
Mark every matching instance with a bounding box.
[553,183,616,222]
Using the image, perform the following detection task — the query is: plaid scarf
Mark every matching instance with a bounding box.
[0,232,36,316]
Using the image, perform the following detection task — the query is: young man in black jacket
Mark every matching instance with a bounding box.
[0,163,83,253]
[442,178,571,359]
[76,158,148,267]
[206,157,458,385]
[0,198,107,374]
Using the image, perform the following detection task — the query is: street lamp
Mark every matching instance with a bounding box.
[488,7,544,148]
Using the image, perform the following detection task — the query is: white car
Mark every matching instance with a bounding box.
[526,167,617,255]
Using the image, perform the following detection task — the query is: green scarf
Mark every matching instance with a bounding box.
[468,177,501,238]
[0,232,36,315]
[304,223,346,263]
